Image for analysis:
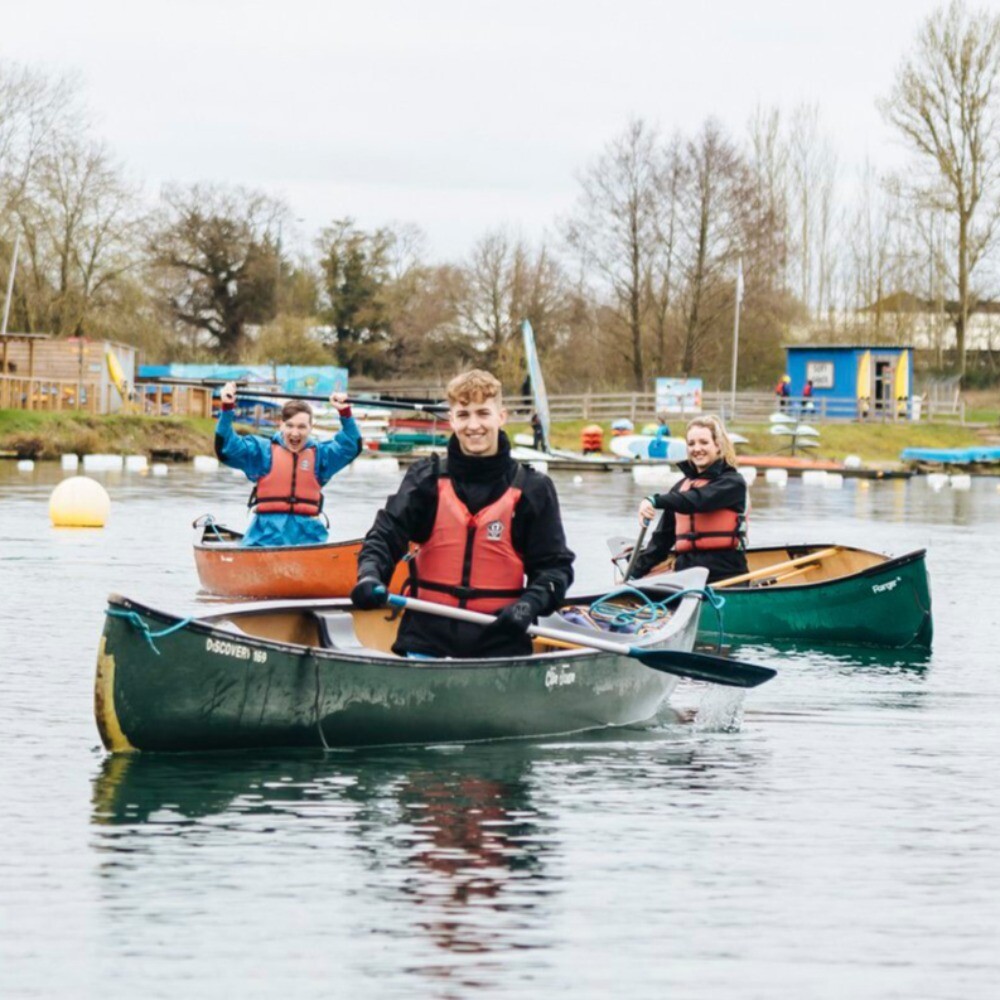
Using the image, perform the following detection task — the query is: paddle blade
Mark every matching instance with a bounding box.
[630,647,776,688]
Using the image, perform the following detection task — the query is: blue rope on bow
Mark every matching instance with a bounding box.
[588,585,726,646]
[106,608,194,656]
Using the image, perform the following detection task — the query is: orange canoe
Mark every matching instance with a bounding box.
[193,522,408,599]
[737,455,844,471]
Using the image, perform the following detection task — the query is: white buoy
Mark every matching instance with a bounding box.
[949,474,972,491]
[83,453,123,471]
[738,466,758,487]
[823,473,845,489]
[61,454,79,471]
[16,459,34,472]
[49,476,111,527]
[193,455,220,472]
[572,475,584,485]
[926,473,949,491]
[801,470,828,486]
[764,468,789,486]
[632,466,683,489]
[125,455,148,472]
[151,463,169,477]
[843,454,862,470]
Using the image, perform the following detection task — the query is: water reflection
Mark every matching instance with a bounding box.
[89,733,754,988]
[91,746,555,983]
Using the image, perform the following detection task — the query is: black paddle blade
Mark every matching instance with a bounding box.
[631,647,776,688]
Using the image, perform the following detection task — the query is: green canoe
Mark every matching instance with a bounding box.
[633,544,932,649]
[95,572,710,754]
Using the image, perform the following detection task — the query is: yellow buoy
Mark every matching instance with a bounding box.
[50,476,111,528]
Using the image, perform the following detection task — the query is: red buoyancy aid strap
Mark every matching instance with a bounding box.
[250,442,323,516]
[674,475,745,552]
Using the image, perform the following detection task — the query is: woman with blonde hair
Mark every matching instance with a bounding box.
[629,414,748,583]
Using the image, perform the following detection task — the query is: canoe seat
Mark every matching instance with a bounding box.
[314,612,365,652]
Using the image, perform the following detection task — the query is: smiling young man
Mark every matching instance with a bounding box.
[351,369,575,659]
[214,380,362,547]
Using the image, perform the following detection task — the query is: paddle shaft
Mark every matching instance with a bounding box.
[622,519,651,582]
[382,593,775,687]
[713,546,840,589]
[140,378,448,414]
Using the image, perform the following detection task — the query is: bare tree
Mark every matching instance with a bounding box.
[151,184,284,361]
[677,120,749,376]
[16,136,144,336]
[880,0,1000,375]
[747,105,790,293]
[647,135,683,373]
[564,118,661,389]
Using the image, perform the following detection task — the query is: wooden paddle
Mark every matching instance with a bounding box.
[712,546,840,589]
[143,377,448,414]
[381,592,776,689]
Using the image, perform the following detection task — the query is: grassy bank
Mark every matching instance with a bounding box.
[0,410,216,460]
[1,408,989,466]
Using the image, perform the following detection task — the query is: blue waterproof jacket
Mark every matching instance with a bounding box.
[215,409,362,547]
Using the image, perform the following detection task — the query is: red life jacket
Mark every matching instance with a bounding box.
[410,462,526,613]
[250,442,323,516]
[674,476,745,552]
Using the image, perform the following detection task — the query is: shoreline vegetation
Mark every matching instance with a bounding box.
[0,409,993,467]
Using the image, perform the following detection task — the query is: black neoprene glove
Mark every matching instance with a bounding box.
[351,575,387,610]
[484,599,536,637]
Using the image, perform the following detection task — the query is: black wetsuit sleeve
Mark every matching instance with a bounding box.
[356,461,438,582]
[632,512,677,578]
[511,471,575,615]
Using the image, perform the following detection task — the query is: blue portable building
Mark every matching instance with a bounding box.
[783,345,915,419]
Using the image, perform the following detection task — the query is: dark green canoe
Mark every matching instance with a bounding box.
[686,545,932,648]
[95,574,708,753]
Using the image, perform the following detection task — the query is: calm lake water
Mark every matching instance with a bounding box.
[1,459,998,999]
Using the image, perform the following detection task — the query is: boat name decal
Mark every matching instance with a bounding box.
[871,577,902,595]
[205,637,268,663]
[545,665,576,689]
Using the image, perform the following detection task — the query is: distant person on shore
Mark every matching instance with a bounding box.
[801,378,814,414]
[647,409,673,459]
[625,415,748,584]
[775,374,791,410]
[350,369,574,659]
[215,381,362,547]
[529,411,546,451]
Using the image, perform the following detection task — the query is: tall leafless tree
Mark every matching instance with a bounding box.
[564,119,661,389]
[880,0,1000,375]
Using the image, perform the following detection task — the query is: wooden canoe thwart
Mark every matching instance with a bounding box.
[192,521,408,599]
[95,570,719,753]
[620,544,933,649]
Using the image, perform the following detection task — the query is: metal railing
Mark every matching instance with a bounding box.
[504,391,964,425]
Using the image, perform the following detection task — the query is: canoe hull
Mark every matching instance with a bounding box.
[193,535,408,599]
[696,548,932,648]
[96,590,703,753]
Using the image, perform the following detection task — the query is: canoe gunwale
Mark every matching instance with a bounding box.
[104,581,705,672]
[725,545,928,592]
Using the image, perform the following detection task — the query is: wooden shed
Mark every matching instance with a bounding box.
[0,335,137,414]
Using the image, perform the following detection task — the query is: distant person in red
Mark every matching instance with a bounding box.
[801,378,815,413]
[774,374,791,410]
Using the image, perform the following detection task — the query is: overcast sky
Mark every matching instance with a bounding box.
[3,0,947,261]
